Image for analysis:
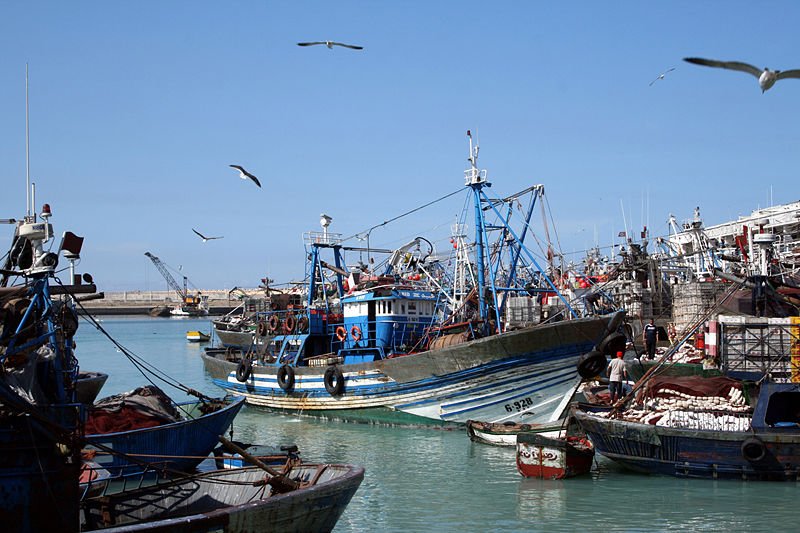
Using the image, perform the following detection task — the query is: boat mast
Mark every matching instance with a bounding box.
[25,64,32,218]
[464,131,491,329]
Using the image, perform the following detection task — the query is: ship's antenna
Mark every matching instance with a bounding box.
[25,63,31,217]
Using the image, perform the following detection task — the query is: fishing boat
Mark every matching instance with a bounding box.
[84,386,245,477]
[574,312,800,480]
[185,330,210,342]
[516,428,595,479]
[202,134,624,426]
[212,294,271,349]
[0,198,97,531]
[80,463,365,532]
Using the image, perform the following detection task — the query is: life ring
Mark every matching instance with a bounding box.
[335,326,347,342]
[235,357,252,382]
[324,365,345,396]
[257,320,269,337]
[598,332,627,356]
[350,325,362,342]
[277,364,295,392]
[268,314,281,333]
[297,316,309,332]
[577,350,608,379]
[283,315,296,334]
[741,436,767,462]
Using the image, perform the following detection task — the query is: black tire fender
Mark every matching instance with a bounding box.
[598,332,627,356]
[741,436,767,462]
[323,365,345,396]
[577,350,608,379]
[235,357,252,382]
[277,364,295,392]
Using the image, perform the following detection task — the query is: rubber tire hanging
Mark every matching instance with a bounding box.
[236,356,253,382]
[324,365,345,396]
[577,350,608,379]
[277,364,295,392]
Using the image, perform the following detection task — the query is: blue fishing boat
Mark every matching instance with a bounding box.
[84,387,245,477]
[0,200,97,531]
[202,134,624,426]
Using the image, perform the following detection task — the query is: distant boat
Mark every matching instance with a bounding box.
[186,330,210,342]
[80,463,365,532]
[148,305,171,317]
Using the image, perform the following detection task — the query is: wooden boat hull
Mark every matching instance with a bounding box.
[466,420,562,447]
[516,431,594,479]
[80,464,365,532]
[574,409,800,481]
[202,313,620,425]
[84,397,245,477]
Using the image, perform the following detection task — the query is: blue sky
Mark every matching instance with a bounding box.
[1,1,798,291]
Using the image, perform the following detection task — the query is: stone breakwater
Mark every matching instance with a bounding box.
[78,289,260,315]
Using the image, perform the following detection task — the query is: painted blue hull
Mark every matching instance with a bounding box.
[85,397,245,477]
[203,314,619,425]
[0,409,80,532]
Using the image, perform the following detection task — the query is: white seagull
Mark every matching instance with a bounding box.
[297,41,363,50]
[649,67,675,86]
[683,57,800,93]
[229,164,261,188]
[192,228,223,242]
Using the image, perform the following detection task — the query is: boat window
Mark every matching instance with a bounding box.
[765,391,800,426]
[401,303,405,314]
[388,301,393,313]
[408,302,417,314]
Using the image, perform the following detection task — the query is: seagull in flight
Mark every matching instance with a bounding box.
[229,164,261,188]
[297,41,363,50]
[649,67,675,86]
[683,57,800,93]
[192,228,223,242]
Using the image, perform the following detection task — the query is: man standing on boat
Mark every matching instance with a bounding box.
[607,351,627,404]
[643,319,658,360]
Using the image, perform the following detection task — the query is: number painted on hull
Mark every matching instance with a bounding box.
[504,397,533,413]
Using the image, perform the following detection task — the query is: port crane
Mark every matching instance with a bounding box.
[144,252,207,315]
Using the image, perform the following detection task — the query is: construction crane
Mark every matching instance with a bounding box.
[144,252,205,313]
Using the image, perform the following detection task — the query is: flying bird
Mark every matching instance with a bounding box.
[229,164,261,188]
[649,67,675,86]
[297,41,363,50]
[683,57,800,93]
[192,228,223,242]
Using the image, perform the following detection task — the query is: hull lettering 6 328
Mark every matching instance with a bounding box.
[505,397,533,412]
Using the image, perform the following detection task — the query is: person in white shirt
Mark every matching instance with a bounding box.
[607,351,627,403]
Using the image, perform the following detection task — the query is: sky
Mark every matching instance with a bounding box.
[1,1,799,292]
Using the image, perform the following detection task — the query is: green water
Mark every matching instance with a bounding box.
[76,316,798,532]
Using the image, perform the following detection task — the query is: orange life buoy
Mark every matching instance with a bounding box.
[268,314,280,332]
[284,315,296,333]
[350,325,362,342]
[335,326,347,342]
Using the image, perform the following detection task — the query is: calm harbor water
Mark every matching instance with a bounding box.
[75,316,797,532]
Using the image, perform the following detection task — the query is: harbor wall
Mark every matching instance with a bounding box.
[78,289,257,315]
